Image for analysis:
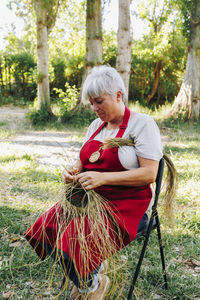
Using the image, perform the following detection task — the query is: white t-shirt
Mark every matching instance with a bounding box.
[82,112,163,169]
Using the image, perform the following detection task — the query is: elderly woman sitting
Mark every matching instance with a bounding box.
[25,66,163,299]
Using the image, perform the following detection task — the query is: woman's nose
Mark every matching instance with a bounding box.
[93,103,99,112]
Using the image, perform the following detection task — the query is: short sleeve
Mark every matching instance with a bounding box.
[132,116,163,161]
[82,118,103,145]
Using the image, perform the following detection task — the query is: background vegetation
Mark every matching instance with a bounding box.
[0,0,199,299]
[0,0,187,113]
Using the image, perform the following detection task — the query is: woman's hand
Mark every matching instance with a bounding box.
[61,160,83,184]
[77,171,105,190]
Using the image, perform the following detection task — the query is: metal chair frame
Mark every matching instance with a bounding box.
[127,158,167,299]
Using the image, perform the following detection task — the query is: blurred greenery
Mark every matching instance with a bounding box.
[0,0,188,112]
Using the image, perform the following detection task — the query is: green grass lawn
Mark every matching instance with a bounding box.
[0,104,199,299]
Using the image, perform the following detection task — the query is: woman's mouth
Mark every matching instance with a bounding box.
[97,112,104,118]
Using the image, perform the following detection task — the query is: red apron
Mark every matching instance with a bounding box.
[25,107,152,277]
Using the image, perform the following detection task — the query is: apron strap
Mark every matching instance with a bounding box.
[88,121,106,141]
[88,106,131,140]
[115,106,130,138]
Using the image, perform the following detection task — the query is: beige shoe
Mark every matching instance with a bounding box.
[70,274,110,300]
[86,274,110,300]
[70,285,80,299]
[70,260,108,299]
[98,260,108,274]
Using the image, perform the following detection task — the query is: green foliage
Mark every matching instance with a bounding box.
[36,72,45,83]
[0,95,28,107]
[60,105,96,128]
[129,30,186,105]
[4,0,187,108]
[0,90,3,104]
[27,103,54,126]
[129,0,186,106]
[0,51,37,102]
[51,57,66,91]
[102,31,117,66]
[54,82,79,112]
[54,82,96,127]
[175,0,194,40]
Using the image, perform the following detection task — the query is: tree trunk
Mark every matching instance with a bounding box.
[170,0,200,120]
[147,61,162,104]
[78,0,102,106]
[116,0,132,105]
[85,0,102,73]
[35,0,51,113]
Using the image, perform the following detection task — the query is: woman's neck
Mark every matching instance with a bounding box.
[106,105,125,130]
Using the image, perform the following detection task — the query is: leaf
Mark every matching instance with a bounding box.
[191,259,200,267]
[9,241,21,247]
[10,237,20,243]
[3,291,15,299]
[176,258,200,269]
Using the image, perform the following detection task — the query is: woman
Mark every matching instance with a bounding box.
[25,65,163,299]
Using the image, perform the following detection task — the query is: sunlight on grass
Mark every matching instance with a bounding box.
[0,128,13,139]
[128,101,172,121]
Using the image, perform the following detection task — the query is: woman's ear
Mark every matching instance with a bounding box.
[116,91,122,102]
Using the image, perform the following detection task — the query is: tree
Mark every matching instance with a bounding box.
[137,0,174,105]
[34,0,60,114]
[77,0,102,106]
[85,0,102,75]
[9,0,62,113]
[170,0,200,120]
[116,0,132,105]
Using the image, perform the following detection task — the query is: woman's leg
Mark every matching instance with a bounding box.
[43,243,93,288]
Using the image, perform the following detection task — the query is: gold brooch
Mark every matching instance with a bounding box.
[89,145,103,163]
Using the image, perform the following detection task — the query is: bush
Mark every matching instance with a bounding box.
[61,106,96,128]
[54,82,79,112]
[27,103,55,126]
[54,82,96,127]
[0,91,3,105]
[27,83,96,128]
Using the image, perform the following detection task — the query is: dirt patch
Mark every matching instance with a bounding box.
[0,105,169,168]
[0,106,82,167]
[0,105,30,132]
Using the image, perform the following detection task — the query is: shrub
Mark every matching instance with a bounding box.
[54,82,96,127]
[54,82,79,112]
[27,103,55,126]
[61,106,96,128]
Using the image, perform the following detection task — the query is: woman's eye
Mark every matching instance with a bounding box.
[96,100,103,104]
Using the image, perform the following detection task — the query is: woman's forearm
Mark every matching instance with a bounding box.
[102,167,156,186]
[76,157,159,190]
[103,157,159,186]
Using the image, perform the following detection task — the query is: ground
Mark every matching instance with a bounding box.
[0,105,199,300]
[0,106,82,168]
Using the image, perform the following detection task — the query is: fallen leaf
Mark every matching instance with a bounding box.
[6,285,11,289]
[175,258,200,269]
[3,291,15,299]
[9,241,21,247]
[191,259,200,267]
[10,237,20,243]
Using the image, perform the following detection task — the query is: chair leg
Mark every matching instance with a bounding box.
[155,214,168,289]
[127,217,155,300]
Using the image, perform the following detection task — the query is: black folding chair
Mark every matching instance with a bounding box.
[127,158,167,299]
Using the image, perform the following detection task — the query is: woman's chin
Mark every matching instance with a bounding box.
[98,114,106,121]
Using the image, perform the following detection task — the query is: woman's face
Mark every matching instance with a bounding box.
[89,92,122,122]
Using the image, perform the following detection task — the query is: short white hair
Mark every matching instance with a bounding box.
[81,65,126,104]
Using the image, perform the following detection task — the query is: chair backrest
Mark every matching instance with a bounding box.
[127,157,167,299]
[154,157,165,208]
